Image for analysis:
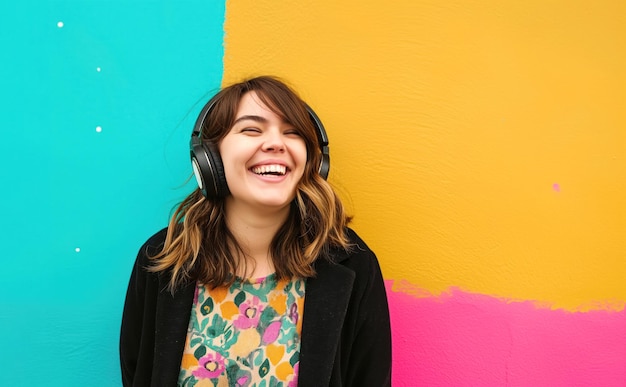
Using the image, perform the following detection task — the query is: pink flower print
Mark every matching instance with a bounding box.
[288,363,299,387]
[262,320,282,344]
[192,352,225,379]
[233,297,263,329]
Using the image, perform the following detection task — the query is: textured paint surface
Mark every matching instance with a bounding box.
[0,1,225,386]
[223,0,626,311]
[222,0,626,384]
[387,281,626,386]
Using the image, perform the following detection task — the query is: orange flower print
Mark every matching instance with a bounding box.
[269,292,287,315]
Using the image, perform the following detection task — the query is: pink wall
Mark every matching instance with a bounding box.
[387,281,626,386]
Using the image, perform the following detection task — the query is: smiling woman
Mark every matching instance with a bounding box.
[120,76,392,387]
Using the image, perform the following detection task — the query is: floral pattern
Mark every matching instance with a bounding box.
[178,274,306,387]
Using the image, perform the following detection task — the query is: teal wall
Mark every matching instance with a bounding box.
[0,1,225,385]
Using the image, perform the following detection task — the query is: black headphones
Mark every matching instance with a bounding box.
[190,96,330,199]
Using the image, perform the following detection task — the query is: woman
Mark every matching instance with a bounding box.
[120,76,391,387]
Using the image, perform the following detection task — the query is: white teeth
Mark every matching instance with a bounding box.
[251,164,287,175]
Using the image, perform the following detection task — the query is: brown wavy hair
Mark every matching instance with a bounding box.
[150,76,351,291]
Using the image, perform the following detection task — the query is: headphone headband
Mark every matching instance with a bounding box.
[190,95,331,199]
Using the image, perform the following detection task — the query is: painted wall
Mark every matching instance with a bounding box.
[1,0,624,386]
[0,1,225,385]
[222,0,626,385]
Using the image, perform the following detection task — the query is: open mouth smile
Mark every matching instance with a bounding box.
[250,164,288,176]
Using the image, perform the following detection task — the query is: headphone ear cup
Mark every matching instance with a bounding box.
[191,138,229,198]
[305,105,330,180]
[319,150,330,180]
[204,142,229,198]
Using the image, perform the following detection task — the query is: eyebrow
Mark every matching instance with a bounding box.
[233,115,269,125]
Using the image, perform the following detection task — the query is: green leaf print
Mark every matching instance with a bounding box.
[234,290,246,306]
[257,276,278,296]
[289,351,299,367]
[206,313,227,338]
[251,347,265,366]
[294,279,305,297]
[225,364,246,386]
[222,325,238,350]
[180,375,194,387]
[278,325,299,352]
[200,316,209,332]
[194,345,207,359]
[259,358,270,378]
[200,297,214,316]
[190,336,203,348]
[196,285,205,303]
[258,307,278,331]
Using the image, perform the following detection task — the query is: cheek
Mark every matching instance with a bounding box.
[294,141,308,168]
[218,141,245,184]
[220,138,248,168]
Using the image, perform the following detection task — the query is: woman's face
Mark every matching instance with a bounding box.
[219,91,307,213]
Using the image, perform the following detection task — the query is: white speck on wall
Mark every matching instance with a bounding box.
[96,67,101,72]
[57,21,64,28]
[75,248,81,253]
[96,126,102,133]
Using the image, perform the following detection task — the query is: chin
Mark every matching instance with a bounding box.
[252,190,297,208]
[255,196,295,209]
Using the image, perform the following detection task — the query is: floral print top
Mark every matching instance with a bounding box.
[178,274,306,387]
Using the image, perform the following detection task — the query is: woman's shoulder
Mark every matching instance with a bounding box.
[135,226,170,265]
[344,227,369,248]
[330,227,378,267]
[329,227,386,294]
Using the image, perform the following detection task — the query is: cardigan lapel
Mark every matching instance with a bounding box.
[152,280,195,386]
[298,258,355,387]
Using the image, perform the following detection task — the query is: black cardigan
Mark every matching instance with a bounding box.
[120,227,392,386]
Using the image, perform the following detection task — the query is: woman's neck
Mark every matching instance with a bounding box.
[224,198,290,278]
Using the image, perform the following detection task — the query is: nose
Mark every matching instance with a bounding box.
[262,130,286,153]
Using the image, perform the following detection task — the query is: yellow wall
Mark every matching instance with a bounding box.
[223,0,626,311]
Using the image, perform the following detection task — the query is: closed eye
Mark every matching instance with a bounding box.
[284,129,301,136]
